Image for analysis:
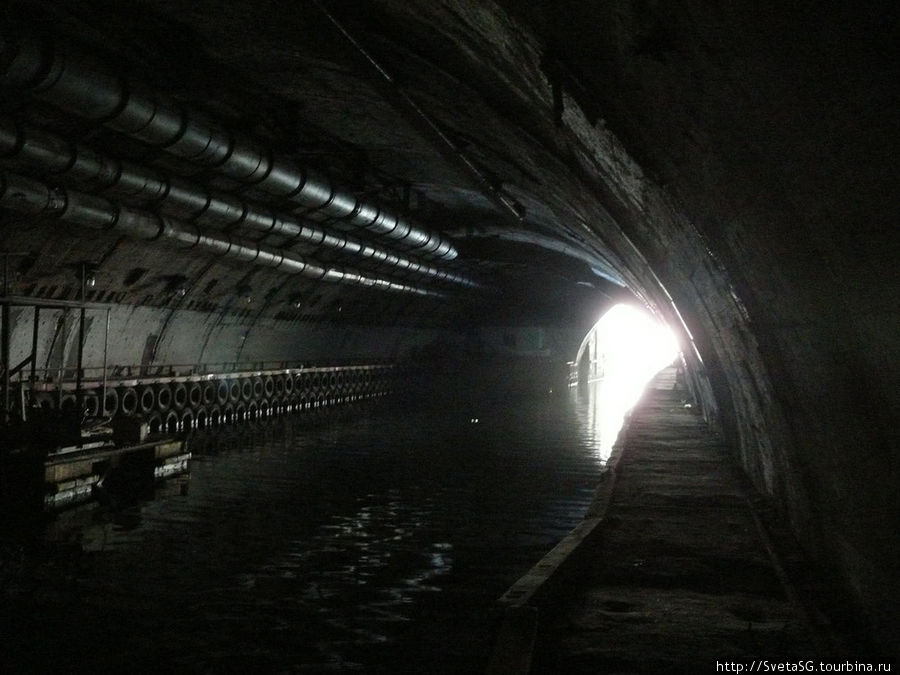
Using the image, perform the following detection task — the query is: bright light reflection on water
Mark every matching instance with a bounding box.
[576,303,679,460]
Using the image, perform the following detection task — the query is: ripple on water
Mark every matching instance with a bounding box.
[3,386,619,673]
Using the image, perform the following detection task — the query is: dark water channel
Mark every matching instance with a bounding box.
[2,383,619,673]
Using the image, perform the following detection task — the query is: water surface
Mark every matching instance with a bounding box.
[2,384,618,673]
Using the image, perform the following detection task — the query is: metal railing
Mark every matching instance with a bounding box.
[18,358,393,385]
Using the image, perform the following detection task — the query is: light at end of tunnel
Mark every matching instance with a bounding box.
[578,303,681,462]
[595,304,679,426]
[597,303,679,383]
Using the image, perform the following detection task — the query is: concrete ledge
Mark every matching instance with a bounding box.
[486,428,632,673]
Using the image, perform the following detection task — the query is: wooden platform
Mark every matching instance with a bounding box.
[43,437,189,510]
[2,431,189,512]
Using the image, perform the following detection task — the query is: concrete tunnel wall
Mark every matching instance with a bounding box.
[0,0,897,651]
[355,0,899,644]
[4,305,454,372]
[5,304,587,380]
[556,5,900,647]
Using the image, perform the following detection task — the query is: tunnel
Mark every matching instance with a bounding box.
[0,1,897,671]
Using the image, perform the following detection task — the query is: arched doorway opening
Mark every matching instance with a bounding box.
[573,303,679,460]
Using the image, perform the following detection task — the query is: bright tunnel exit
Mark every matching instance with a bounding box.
[574,303,680,461]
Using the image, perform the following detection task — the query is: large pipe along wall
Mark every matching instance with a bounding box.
[0,118,477,290]
[0,171,445,298]
[30,365,396,434]
[0,34,458,260]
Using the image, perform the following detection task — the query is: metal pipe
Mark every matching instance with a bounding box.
[101,307,109,417]
[56,310,66,409]
[0,35,458,260]
[29,305,39,387]
[0,117,476,288]
[0,170,444,298]
[1,299,8,425]
[0,294,113,311]
[76,305,85,414]
[458,226,626,288]
[0,251,13,424]
[76,263,86,413]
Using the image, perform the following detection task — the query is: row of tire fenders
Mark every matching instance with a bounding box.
[32,368,392,433]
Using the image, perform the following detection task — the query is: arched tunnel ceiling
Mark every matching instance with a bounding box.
[1,1,897,368]
[2,0,900,649]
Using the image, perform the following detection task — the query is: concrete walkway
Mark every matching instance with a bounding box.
[491,369,826,673]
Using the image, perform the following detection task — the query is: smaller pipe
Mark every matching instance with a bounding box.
[0,118,477,288]
[29,305,39,387]
[458,226,625,288]
[76,301,85,415]
[1,300,9,425]
[0,170,445,298]
[56,310,66,410]
[0,35,458,260]
[101,307,109,417]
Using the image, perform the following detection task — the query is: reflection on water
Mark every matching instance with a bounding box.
[573,373,672,461]
[573,377,632,461]
[2,379,650,673]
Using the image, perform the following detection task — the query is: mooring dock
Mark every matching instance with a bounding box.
[491,370,831,673]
